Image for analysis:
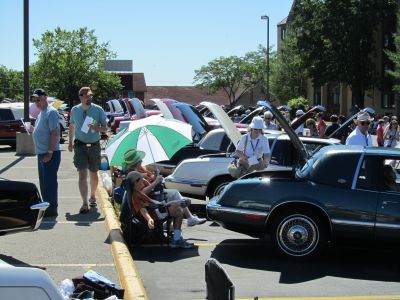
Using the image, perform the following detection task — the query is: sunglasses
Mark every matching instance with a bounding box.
[33,97,41,103]
[360,121,370,126]
[79,93,93,97]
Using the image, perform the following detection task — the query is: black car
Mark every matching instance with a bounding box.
[0,179,48,235]
[207,100,400,260]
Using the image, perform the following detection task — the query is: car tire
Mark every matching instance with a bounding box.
[207,177,233,198]
[270,207,327,260]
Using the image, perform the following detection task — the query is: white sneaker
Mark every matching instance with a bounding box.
[187,215,207,227]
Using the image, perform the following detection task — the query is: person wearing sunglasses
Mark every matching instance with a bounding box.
[31,88,61,218]
[68,86,107,214]
[345,112,373,147]
[263,111,277,130]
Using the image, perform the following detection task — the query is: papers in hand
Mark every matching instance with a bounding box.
[81,116,94,133]
[248,156,259,166]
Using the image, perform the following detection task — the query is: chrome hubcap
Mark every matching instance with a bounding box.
[278,215,318,256]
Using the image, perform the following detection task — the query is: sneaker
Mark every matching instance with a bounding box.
[187,215,207,227]
[170,237,194,249]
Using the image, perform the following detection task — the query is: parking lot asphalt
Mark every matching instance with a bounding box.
[0,144,121,292]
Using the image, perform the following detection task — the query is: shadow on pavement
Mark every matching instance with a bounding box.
[210,239,400,284]
[0,156,26,175]
[65,209,104,226]
[130,245,200,263]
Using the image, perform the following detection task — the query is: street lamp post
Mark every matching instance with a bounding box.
[261,15,269,101]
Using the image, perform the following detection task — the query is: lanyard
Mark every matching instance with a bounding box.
[250,139,259,153]
[364,135,368,146]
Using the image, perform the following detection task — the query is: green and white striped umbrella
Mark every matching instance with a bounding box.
[105,115,193,167]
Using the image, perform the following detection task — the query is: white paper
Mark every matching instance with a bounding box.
[81,116,93,133]
[21,118,31,135]
[248,156,259,166]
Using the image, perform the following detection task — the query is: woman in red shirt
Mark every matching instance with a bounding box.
[316,112,327,137]
[376,119,385,147]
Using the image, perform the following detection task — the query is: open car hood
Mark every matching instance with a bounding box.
[200,101,242,147]
[129,98,147,118]
[258,100,309,163]
[151,98,175,119]
[328,106,375,138]
[290,105,325,129]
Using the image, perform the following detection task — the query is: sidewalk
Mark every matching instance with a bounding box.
[0,144,136,297]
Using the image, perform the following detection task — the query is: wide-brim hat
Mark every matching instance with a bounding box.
[123,150,145,168]
[356,112,373,122]
[249,116,265,129]
[126,171,145,188]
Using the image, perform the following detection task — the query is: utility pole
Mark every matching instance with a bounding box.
[24,0,30,121]
[261,15,269,101]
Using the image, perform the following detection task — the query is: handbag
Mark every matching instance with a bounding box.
[228,135,249,179]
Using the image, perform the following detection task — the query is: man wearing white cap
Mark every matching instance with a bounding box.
[263,111,277,130]
[345,112,373,146]
[294,109,305,135]
[235,116,271,175]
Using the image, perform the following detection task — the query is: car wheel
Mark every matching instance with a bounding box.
[270,208,327,260]
[207,177,233,198]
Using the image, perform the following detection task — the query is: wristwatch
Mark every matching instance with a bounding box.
[47,150,54,154]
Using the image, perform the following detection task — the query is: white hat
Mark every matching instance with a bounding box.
[296,109,304,116]
[356,112,372,122]
[264,111,273,118]
[249,116,265,129]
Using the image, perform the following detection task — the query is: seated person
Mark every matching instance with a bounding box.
[383,165,399,192]
[127,171,194,249]
[123,150,207,227]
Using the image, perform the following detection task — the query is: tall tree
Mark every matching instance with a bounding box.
[291,0,397,108]
[194,47,268,106]
[31,27,122,108]
[0,65,24,101]
[271,32,307,102]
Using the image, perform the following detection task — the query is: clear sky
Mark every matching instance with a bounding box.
[0,0,293,86]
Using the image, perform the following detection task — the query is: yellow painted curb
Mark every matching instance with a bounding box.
[97,173,148,300]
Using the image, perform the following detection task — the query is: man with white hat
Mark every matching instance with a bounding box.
[263,111,277,130]
[345,112,373,146]
[293,109,305,135]
[235,116,271,175]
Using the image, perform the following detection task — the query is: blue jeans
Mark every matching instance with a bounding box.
[37,151,61,214]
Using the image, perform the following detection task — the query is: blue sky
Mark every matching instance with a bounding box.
[0,0,292,86]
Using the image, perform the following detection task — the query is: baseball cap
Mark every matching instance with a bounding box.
[31,88,47,98]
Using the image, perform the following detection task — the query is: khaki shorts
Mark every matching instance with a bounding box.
[73,140,101,172]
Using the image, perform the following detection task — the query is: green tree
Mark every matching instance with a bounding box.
[271,32,307,102]
[31,27,122,107]
[0,65,24,101]
[287,96,310,118]
[194,46,268,106]
[291,0,397,108]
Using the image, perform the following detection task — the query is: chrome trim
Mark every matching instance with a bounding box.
[331,218,374,228]
[266,201,333,233]
[164,177,207,186]
[352,152,366,190]
[0,225,32,233]
[207,203,268,217]
[30,202,49,211]
[375,222,400,229]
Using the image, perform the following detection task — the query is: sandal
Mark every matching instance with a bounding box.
[89,197,97,208]
[79,203,89,214]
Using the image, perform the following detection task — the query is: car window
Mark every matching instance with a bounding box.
[356,156,382,191]
[270,140,293,166]
[199,131,223,151]
[382,158,400,193]
[0,109,15,121]
[220,134,233,152]
[311,152,360,189]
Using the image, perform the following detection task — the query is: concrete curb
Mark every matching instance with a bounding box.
[97,175,148,300]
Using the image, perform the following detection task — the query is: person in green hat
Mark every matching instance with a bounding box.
[122,149,206,227]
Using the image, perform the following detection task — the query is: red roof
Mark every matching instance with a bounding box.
[144,86,230,106]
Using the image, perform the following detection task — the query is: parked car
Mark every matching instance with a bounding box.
[0,103,25,146]
[164,102,339,198]
[207,100,399,260]
[0,179,48,235]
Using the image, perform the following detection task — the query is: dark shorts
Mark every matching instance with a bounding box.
[73,140,101,172]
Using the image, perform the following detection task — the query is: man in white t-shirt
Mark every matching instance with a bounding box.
[236,116,271,173]
[345,112,373,147]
